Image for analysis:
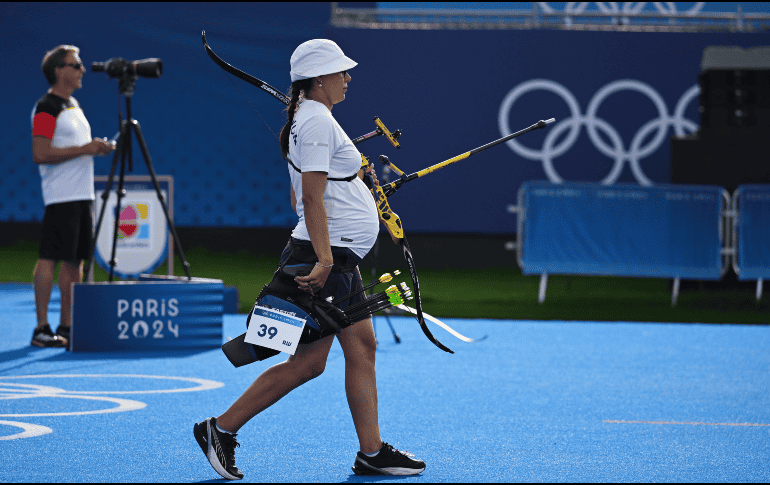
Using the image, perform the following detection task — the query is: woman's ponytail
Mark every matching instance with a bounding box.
[280,78,314,159]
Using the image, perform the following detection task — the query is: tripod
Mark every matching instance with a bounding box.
[87,76,191,282]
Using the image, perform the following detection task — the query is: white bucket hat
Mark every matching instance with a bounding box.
[290,39,357,82]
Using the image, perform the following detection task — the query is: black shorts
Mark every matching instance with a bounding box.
[278,238,367,312]
[39,200,93,263]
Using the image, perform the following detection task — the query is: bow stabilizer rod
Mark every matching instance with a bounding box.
[381,118,555,196]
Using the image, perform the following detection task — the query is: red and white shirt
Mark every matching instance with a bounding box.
[31,93,95,205]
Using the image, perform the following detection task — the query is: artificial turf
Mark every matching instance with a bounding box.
[2,238,766,324]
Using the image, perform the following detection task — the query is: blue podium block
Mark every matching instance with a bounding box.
[71,280,224,352]
[138,273,239,313]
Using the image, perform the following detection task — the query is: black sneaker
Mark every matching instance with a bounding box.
[55,325,70,348]
[193,417,244,480]
[31,324,66,348]
[352,442,426,476]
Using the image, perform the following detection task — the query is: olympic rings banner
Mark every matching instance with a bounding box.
[326,26,770,234]
[4,4,768,232]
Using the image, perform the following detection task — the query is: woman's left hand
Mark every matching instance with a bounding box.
[295,262,333,296]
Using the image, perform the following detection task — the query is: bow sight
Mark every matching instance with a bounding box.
[351,116,402,147]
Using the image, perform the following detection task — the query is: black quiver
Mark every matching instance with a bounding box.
[221,257,354,367]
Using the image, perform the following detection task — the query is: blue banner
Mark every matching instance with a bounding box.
[735,184,770,280]
[519,181,725,279]
[93,177,170,279]
[325,26,769,233]
[3,3,768,233]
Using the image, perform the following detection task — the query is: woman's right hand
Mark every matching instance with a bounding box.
[83,138,115,156]
[295,262,333,296]
[299,171,333,296]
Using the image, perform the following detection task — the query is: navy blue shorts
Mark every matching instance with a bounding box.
[277,238,366,312]
[39,200,93,263]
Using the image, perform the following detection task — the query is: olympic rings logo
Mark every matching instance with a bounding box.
[498,79,699,186]
[0,374,223,440]
[538,2,705,15]
[537,2,705,26]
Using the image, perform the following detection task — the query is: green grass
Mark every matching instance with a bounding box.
[2,239,767,323]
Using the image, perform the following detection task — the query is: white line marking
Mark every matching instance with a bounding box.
[0,374,224,394]
[0,374,224,439]
[0,420,52,440]
[0,383,67,394]
[604,420,770,427]
[0,394,146,417]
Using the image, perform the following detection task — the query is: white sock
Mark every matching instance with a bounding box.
[361,449,380,457]
[216,422,234,435]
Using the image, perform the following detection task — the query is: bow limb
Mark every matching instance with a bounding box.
[203,33,391,148]
[361,159,451,352]
[202,30,291,106]
[401,237,454,353]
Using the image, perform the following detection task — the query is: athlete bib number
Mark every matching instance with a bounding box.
[244,305,306,355]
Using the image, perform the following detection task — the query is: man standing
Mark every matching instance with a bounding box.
[30,45,114,348]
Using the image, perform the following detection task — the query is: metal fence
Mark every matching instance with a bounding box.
[331,3,770,32]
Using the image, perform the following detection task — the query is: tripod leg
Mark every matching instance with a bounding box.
[383,312,401,343]
[108,130,130,282]
[130,119,192,279]
[368,237,401,344]
[87,120,128,281]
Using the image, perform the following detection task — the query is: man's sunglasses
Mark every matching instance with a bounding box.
[60,62,84,70]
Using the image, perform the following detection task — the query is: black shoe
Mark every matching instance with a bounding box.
[352,442,426,476]
[193,417,244,480]
[31,324,66,348]
[55,325,70,348]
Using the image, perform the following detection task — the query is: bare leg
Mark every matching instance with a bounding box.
[58,260,83,328]
[337,317,382,454]
[33,259,56,328]
[217,334,335,433]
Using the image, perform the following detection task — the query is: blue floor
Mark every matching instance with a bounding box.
[1,283,769,482]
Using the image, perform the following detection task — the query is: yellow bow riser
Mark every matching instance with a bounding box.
[360,154,405,242]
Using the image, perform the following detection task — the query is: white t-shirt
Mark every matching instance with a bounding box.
[288,100,378,257]
[30,94,95,206]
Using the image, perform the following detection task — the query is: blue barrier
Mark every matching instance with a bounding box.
[5,2,768,232]
[734,185,770,285]
[518,182,728,282]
